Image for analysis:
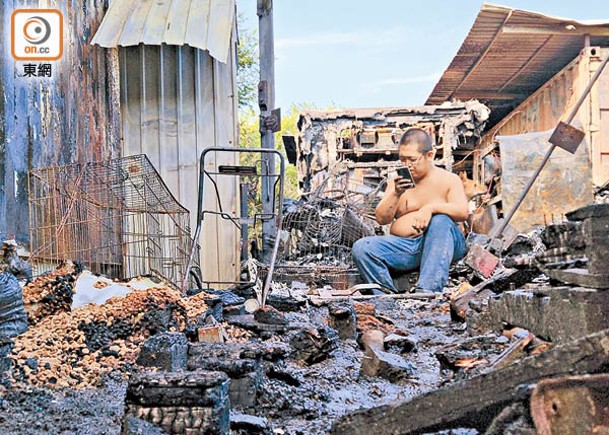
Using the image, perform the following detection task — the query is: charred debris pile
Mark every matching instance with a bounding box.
[1,132,609,433]
[0,204,608,434]
[3,263,213,390]
[331,202,609,434]
[0,257,463,433]
[3,148,609,433]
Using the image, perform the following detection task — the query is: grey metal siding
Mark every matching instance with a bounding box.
[120,41,239,284]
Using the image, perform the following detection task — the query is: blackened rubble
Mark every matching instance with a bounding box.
[2,203,609,434]
[330,202,609,433]
[0,261,478,433]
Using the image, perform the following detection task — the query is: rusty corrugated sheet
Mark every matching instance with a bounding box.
[0,0,121,244]
[426,3,609,126]
[482,53,581,138]
[481,47,609,186]
[498,130,593,232]
[91,0,236,63]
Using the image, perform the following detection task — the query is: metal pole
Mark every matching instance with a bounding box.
[258,0,276,263]
[261,153,285,306]
[240,182,249,262]
[495,50,609,237]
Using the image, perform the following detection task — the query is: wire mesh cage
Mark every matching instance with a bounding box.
[28,154,196,288]
[278,199,375,266]
[274,162,380,289]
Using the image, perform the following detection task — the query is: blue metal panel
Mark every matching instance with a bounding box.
[0,0,122,244]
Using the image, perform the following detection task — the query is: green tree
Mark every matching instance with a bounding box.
[237,12,259,109]
[236,11,336,220]
[236,8,304,199]
[238,104,319,200]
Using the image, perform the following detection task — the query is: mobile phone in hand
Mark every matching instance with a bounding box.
[396,166,415,188]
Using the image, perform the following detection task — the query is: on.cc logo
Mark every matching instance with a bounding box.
[23,16,52,45]
[11,9,63,61]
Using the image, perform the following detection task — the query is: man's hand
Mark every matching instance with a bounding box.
[375,176,402,225]
[410,207,433,233]
[393,176,413,196]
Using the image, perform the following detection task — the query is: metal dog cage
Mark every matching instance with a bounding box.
[28,154,196,288]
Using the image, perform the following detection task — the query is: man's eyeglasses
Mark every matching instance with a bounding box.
[399,154,423,166]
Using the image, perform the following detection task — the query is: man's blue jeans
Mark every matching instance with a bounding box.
[352,214,467,293]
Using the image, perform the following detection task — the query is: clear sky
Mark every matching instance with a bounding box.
[237,0,608,111]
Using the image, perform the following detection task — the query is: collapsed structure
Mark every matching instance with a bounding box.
[274,103,490,287]
[427,3,609,232]
[293,102,490,195]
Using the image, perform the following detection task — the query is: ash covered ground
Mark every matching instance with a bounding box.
[0,271,513,435]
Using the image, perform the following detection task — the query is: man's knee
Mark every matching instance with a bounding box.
[352,236,379,261]
[428,214,455,231]
[352,237,368,261]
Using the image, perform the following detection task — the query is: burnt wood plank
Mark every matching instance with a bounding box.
[332,328,609,434]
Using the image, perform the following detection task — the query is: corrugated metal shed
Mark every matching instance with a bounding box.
[111,0,241,286]
[481,47,609,187]
[91,0,236,63]
[119,42,240,286]
[92,0,241,283]
[426,3,609,126]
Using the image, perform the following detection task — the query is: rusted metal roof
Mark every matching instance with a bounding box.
[91,0,235,63]
[426,3,609,124]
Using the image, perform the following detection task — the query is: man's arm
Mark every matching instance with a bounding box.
[422,175,469,222]
[410,174,469,232]
[375,177,401,225]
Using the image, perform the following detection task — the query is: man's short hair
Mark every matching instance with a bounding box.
[399,128,433,153]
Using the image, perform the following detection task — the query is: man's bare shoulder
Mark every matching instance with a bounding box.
[432,166,461,184]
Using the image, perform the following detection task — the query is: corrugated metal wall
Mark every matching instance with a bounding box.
[477,47,609,230]
[482,47,609,186]
[0,0,121,243]
[120,41,240,285]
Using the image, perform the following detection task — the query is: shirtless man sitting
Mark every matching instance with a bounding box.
[352,128,469,294]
